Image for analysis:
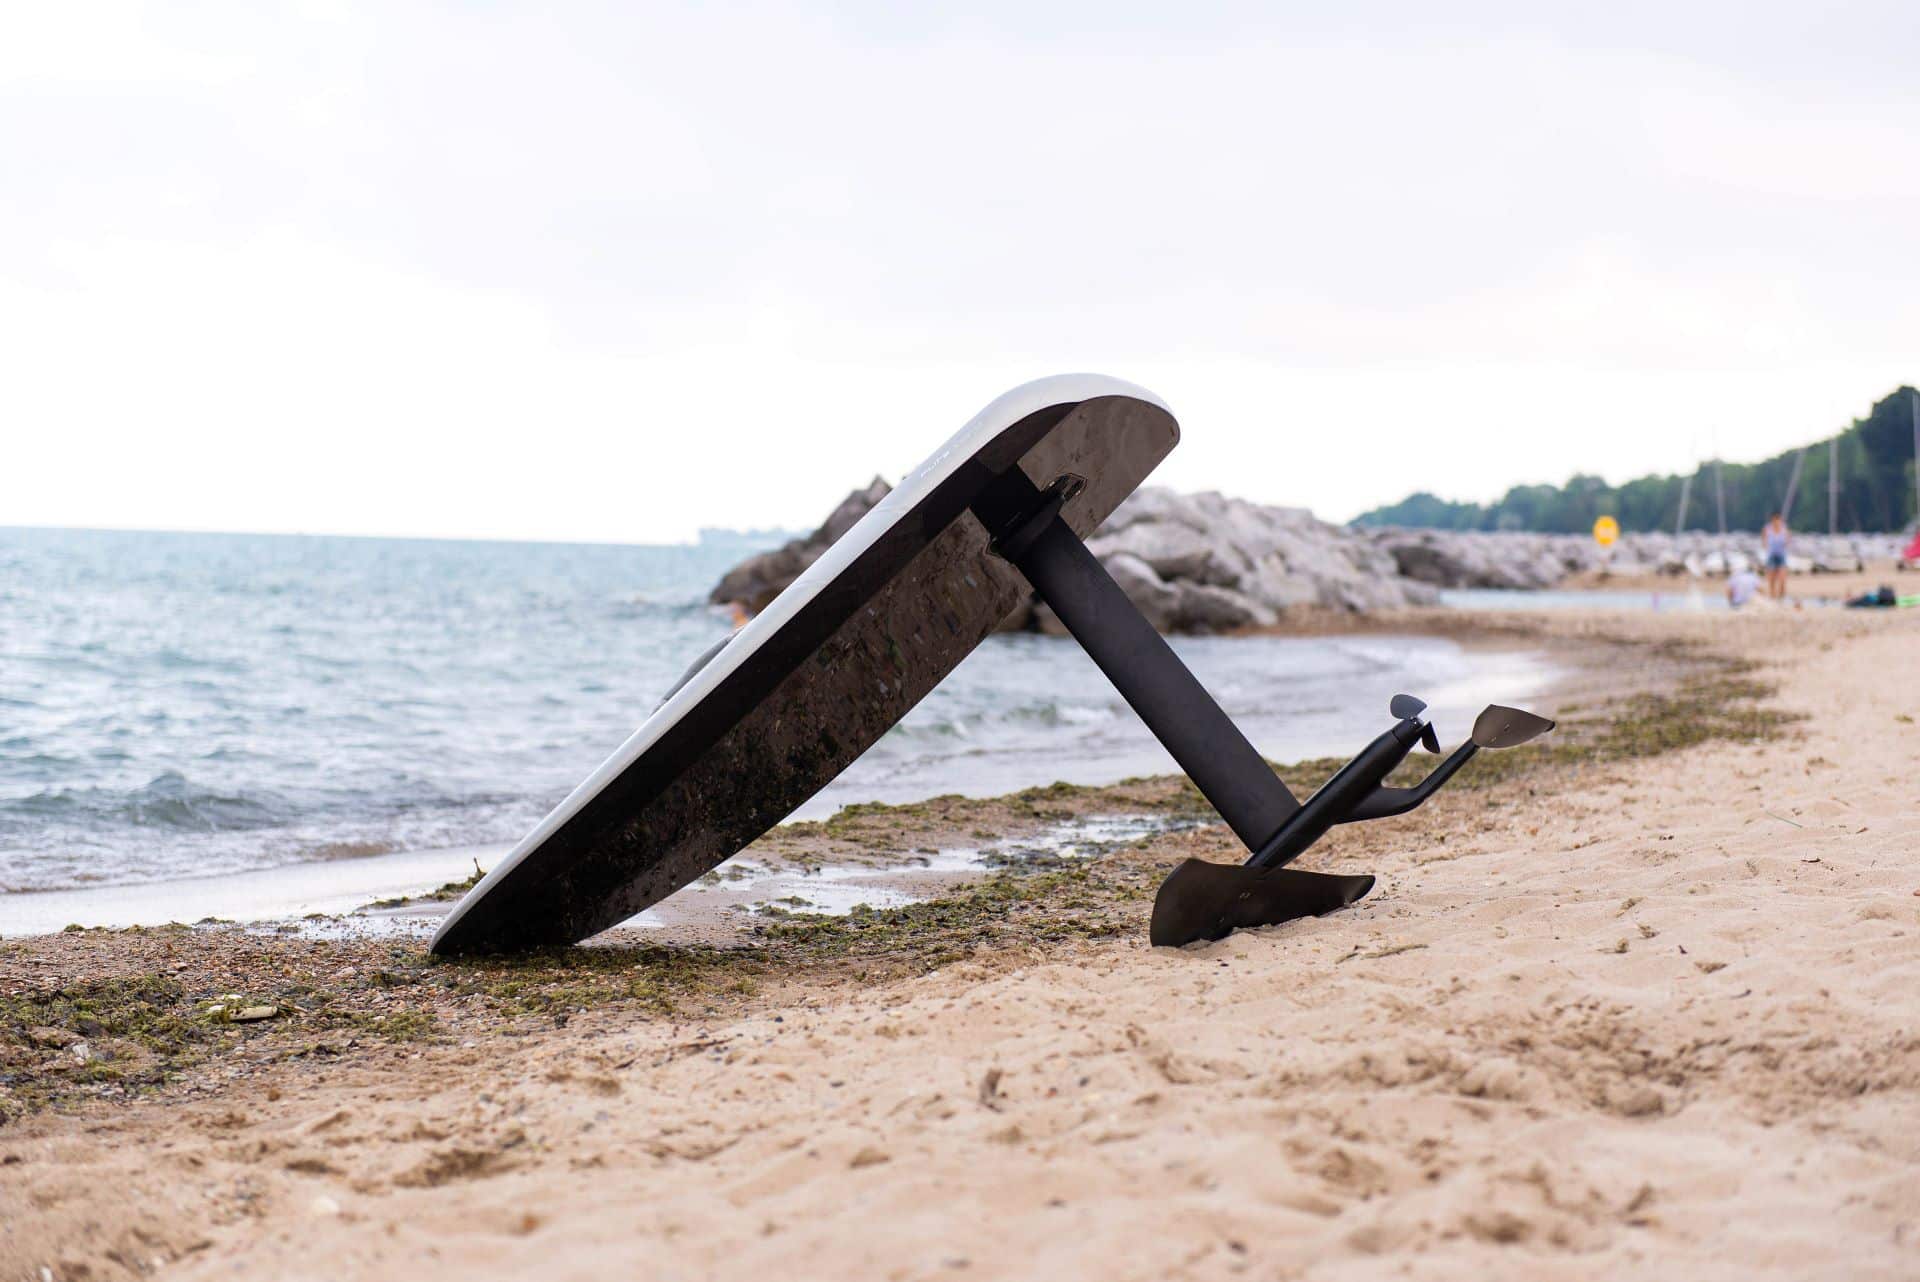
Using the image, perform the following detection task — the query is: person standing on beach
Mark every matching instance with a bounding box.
[1762,513,1789,600]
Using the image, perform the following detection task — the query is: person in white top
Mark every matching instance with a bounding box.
[1727,567,1762,608]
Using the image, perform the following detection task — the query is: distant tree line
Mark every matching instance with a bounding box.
[1355,386,1920,534]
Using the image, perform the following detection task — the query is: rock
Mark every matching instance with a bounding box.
[1178,582,1280,632]
[1364,526,1905,590]
[709,483,1433,634]
[1089,519,1241,588]
[1099,552,1184,632]
[708,477,892,613]
[1369,529,1598,590]
[710,480,1912,633]
[1089,489,1434,624]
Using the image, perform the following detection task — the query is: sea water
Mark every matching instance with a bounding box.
[0,526,1551,898]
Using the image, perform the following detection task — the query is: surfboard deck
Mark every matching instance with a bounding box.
[430,375,1178,953]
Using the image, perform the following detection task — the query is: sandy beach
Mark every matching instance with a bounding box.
[4,606,1918,1280]
[1564,558,1918,605]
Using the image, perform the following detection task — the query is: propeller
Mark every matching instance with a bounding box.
[1471,704,1556,749]
[1390,693,1440,752]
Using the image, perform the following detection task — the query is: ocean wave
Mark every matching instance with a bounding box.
[1,771,293,833]
[884,697,1120,742]
[152,647,249,674]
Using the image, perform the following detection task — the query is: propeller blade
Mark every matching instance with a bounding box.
[1420,722,1440,753]
[1471,704,1555,749]
[1389,693,1428,721]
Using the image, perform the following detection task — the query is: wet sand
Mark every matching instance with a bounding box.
[3,608,1918,1280]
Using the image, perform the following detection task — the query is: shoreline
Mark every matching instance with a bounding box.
[6,606,1919,1278]
[0,619,1571,941]
[1560,557,1912,602]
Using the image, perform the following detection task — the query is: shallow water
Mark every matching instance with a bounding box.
[0,814,1195,938]
[2,526,1552,903]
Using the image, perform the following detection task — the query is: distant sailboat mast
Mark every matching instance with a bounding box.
[1829,435,1839,535]
[1911,388,1920,529]
[1780,446,1807,525]
[1715,457,1727,535]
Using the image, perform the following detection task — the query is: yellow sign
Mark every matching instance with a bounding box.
[1592,515,1620,547]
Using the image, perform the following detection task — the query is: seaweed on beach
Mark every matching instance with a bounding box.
[0,975,222,1119]
[0,626,1798,1125]
[365,858,489,910]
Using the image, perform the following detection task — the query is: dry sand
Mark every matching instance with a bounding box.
[4,608,1919,1280]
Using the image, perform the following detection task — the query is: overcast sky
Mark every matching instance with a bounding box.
[4,1,1916,543]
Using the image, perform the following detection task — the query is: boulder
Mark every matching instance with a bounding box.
[1099,552,1185,632]
[708,483,1433,634]
[1089,489,1436,622]
[1366,529,1598,590]
[708,477,891,613]
[1361,526,1904,589]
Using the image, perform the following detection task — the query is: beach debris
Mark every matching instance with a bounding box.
[202,997,281,1024]
[309,1195,342,1217]
[1337,941,1429,964]
[978,1067,1004,1111]
[848,1146,891,1169]
[1607,1084,1666,1118]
